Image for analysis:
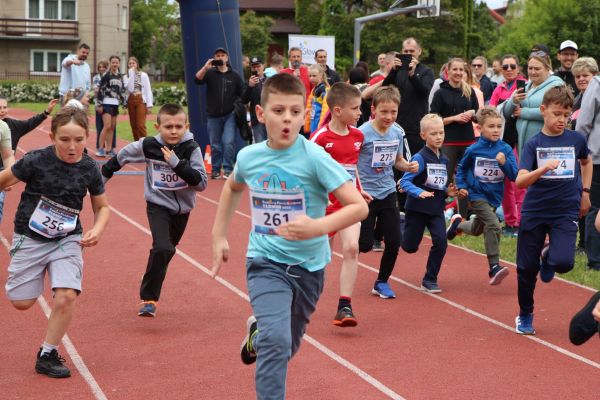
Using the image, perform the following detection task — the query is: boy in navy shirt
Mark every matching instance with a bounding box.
[400,114,457,293]
[452,107,518,285]
[515,86,592,335]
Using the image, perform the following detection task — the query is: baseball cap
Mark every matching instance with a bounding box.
[250,56,263,65]
[530,44,550,55]
[214,47,228,55]
[559,40,578,52]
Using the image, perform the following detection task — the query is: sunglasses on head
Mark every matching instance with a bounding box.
[530,50,548,58]
[502,64,518,70]
[471,64,483,68]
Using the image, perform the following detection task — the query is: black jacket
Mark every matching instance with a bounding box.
[478,75,496,103]
[3,113,48,151]
[325,66,341,86]
[382,63,434,136]
[241,76,265,126]
[430,81,479,144]
[195,67,244,117]
[555,68,579,97]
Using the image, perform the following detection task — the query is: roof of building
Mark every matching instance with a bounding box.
[239,0,295,11]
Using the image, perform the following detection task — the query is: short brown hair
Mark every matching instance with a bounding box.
[475,106,502,126]
[157,103,187,125]
[97,60,109,70]
[372,86,400,108]
[542,86,574,108]
[326,82,361,109]
[260,73,306,107]
[51,107,88,135]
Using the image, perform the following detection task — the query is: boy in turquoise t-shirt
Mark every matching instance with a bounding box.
[211,74,368,400]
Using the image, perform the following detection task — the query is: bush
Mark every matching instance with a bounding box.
[0,80,188,105]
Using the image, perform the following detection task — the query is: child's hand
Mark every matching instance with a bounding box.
[580,193,591,218]
[276,215,323,240]
[495,152,506,166]
[458,188,469,199]
[80,228,102,248]
[545,159,560,171]
[211,237,229,278]
[419,191,434,199]
[447,183,458,197]
[407,161,419,173]
[361,190,373,203]
[161,146,174,162]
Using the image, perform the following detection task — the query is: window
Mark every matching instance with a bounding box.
[121,5,128,30]
[31,50,71,73]
[28,0,77,20]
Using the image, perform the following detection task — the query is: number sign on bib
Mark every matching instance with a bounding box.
[151,160,188,190]
[250,188,306,235]
[371,140,399,168]
[29,196,79,239]
[474,157,504,183]
[425,163,447,190]
[342,163,358,186]
[536,147,575,180]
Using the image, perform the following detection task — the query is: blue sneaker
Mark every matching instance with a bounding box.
[539,243,555,283]
[138,301,157,317]
[446,214,463,240]
[515,314,536,335]
[241,316,258,365]
[372,281,396,299]
[421,281,442,294]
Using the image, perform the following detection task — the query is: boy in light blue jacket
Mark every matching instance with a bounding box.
[451,107,518,285]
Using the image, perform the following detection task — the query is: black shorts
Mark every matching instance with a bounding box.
[102,104,119,116]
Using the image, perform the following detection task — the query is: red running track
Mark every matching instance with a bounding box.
[0,108,599,399]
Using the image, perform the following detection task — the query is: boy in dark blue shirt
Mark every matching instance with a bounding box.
[400,114,457,293]
[452,107,518,285]
[514,86,592,335]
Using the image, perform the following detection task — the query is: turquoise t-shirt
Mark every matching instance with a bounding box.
[357,121,405,200]
[233,135,351,271]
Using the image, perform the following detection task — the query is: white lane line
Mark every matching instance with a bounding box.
[196,193,600,370]
[108,205,406,400]
[0,234,109,400]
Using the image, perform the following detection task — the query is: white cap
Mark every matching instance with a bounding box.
[559,40,578,52]
[64,99,84,110]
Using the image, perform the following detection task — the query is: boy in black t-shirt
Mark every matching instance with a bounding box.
[514,86,592,335]
[0,107,110,378]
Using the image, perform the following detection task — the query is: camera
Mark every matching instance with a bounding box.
[212,59,224,67]
[395,53,412,71]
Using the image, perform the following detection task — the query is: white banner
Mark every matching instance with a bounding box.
[288,34,336,70]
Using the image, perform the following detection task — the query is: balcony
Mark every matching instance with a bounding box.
[0,18,79,41]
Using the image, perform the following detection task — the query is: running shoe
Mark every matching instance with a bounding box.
[421,281,442,294]
[107,149,117,157]
[210,171,221,180]
[241,316,258,365]
[35,348,71,378]
[372,281,396,299]
[138,301,157,317]
[332,306,358,327]
[372,240,384,252]
[488,264,509,285]
[223,171,232,179]
[446,214,463,240]
[539,243,555,283]
[515,314,536,335]
[569,291,600,345]
[95,148,106,157]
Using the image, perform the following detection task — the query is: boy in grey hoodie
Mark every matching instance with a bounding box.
[102,104,207,317]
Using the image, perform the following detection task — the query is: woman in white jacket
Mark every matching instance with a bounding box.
[126,57,153,140]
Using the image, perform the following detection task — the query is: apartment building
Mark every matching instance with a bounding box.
[0,0,130,80]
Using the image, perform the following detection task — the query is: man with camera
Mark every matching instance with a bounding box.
[314,49,341,86]
[241,56,267,143]
[195,47,244,179]
[280,47,311,100]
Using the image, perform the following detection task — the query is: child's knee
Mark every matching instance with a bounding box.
[401,241,418,254]
[11,299,37,310]
[342,240,359,258]
[358,239,373,253]
[53,288,78,309]
[152,243,175,257]
[258,327,292,358]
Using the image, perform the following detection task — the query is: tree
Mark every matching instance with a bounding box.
[295,0,323,35]
[240,11,275,60]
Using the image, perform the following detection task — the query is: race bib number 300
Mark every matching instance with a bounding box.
[151,160,188,190]
[250,188,306,235]
[474,157,504,183]
[371,140,399,168]
[536,147,575,180]
[28,197,79,239]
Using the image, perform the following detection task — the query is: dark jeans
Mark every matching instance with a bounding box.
[402,210,447,284]
[140,202,190,301]
[358,192,402,282]
[517,215,577,315]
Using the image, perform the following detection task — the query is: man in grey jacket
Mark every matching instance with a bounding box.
[576,76,600,271]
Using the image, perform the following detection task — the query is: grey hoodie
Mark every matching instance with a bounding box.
[576,76,600,164]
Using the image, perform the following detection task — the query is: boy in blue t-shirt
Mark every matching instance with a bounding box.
[210,74,368,400]
[515,86,592,335]
[357,86,418,299]
[400,114,458,293]
[452,107,518,285]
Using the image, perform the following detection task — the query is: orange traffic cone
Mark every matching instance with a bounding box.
[204,145,212,174]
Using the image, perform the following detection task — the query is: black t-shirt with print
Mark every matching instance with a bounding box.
[11,146,105,241]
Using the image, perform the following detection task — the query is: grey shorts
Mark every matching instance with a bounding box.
[5,234,84,301]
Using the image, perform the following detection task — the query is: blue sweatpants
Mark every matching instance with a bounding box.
[516,215,578,315]
[246,256,325,400]
[401,210,447,285]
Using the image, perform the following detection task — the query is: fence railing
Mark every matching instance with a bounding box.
[0,18,78,38]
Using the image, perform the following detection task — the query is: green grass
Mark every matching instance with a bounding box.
[451,231,600,290]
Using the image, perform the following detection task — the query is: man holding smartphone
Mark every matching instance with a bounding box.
[195,47,244,179]
[241,57,267,143]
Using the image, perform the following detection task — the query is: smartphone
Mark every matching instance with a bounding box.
[251,71,258,77]
[212,59,224,67]
[516,80,526,92]
[395,53,412,71]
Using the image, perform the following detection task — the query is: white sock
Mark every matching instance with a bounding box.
[41,342,58,356]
